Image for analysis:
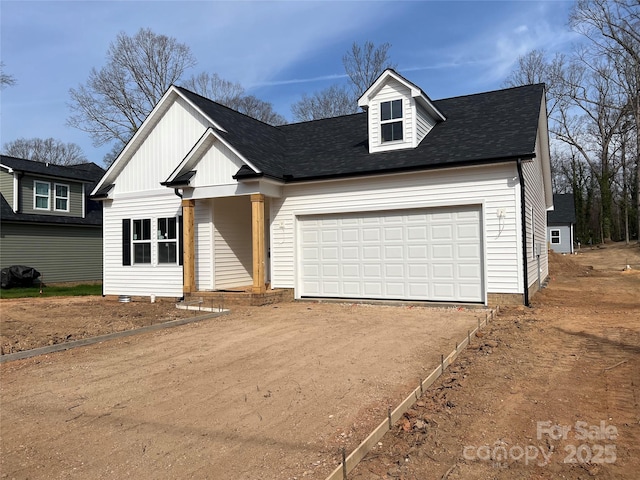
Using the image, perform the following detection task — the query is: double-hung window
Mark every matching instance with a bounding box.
[380,99,403,142]
[550,229,560,244]
[157,217,177,264]
[132,219,151,264]
[34,181,50,210]
[54,184,69,211]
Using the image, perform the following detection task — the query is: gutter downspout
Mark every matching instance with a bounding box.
[517,158,530,307]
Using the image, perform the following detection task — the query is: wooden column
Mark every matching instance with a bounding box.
[251,193,266,294]
[182,199,196,294]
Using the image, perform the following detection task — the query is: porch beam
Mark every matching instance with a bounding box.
[251,193,266,294]
[182,199,196,294]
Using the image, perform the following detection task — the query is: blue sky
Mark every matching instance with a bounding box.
[1,0,580,164]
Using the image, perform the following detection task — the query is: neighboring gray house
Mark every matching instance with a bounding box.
[547,193,576,254]
[92,69,552,306]
[0,155,104,283]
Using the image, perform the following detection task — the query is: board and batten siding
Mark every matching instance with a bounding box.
[102,191,183,298]
[0,223,102,283]
[270,163,523,298]
[191,140,246,188]
[212,196,253,289]
[114,96,210,195]
[368,79,414,154]
[0,169,14,209]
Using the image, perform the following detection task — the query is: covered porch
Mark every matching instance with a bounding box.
[180,192,291,305]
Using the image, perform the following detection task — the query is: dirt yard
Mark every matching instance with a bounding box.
[1,242,638,479]
[0,297,198,355]
[0,297,486,479]
[351,242,640,479]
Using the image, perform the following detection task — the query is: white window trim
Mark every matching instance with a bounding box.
[380,99,403,144]
[33,180,51,210]
[132,218,152,265]
[157,217,178,265]
[550,229,561,244]
[54,183,70,212]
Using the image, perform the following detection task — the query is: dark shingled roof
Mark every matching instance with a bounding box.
[548,193,576,224]
[172,82,544,183]
[1,156,104,226]
[1,155,105,183]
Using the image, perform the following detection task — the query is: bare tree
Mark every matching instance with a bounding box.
[67,28,196,148]
[290,40,395,121]
[3,138,88,165]
[183,72,286,125]
[343,41,396,95]
[291,85,358,122]
[571,0,640,242]
[0,62,16,89]
[182,72,245,106]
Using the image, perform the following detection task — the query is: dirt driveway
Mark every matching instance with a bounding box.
[0,299,486,479]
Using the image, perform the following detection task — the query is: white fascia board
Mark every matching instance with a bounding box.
[91,86,182,196]
[0,164,13,173]
[357,69,446,121]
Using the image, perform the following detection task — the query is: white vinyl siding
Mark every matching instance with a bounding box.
[271,163,522,298]
[114,96,209,195]
[102,191,183,298]
[195,199,214,290]
[416,105,437,144]
[213,196,253,289]
[522,145,549,290]
[369,79,413,153]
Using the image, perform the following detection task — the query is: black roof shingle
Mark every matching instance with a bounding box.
[173,82,544,182]
[548,193,576,224]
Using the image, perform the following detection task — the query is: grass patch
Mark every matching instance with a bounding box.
[0,283,102,299]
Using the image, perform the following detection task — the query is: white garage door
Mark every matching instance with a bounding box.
[299,206,483,302]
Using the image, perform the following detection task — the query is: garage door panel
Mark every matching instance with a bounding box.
[299,206,482,302]
[322,247,339,260]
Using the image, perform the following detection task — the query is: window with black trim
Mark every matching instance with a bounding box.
[550,229,560,244]
[133,219,151,264]
[157,217,177,264]
[34,181,50,210]
[54,183,69,211]
[380,99,403,142]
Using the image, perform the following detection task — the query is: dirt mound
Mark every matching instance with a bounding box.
[548,250,591,277]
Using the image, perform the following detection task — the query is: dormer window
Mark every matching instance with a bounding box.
[380,99,403,142]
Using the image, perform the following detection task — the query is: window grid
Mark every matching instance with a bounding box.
[34,181,50,210]
[132,219,151,264]
[54,183,69,212]
[550,229,561,244]
[157,217,178,264]
[380,99,403,143]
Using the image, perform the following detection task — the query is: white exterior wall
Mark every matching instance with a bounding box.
[270,163,523,298]
[102,95,213,298]
[102,191,183,298]
[113,97,209,195]
[522,144,550,290]
[213,196,253,289]
[191,140,245,188]
[416,105,437,144]
[195,199,213,290]
[368,79,413,153]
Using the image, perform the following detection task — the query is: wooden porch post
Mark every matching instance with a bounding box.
[182,199,196,294]
[251,193,266,294]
